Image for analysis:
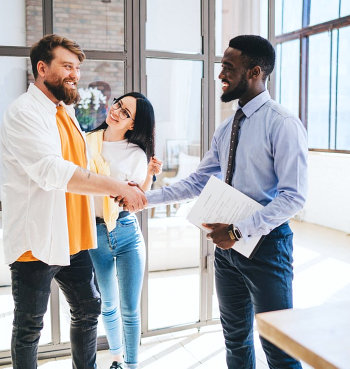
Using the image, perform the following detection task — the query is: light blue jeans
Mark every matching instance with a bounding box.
[90,214,145,369]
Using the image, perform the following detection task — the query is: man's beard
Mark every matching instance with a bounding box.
[221,75,248,103]
[44,78,80,105]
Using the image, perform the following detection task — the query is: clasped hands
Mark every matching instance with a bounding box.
[203,223,235,250]
[112,181,147,212]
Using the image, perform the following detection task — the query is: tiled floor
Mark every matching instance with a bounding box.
[1,219,350,368]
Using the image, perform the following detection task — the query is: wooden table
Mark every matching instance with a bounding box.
[256,302,350,369]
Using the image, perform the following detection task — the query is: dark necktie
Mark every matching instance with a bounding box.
[225,108,245,185]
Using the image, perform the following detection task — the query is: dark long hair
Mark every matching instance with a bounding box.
[91,92,155,159]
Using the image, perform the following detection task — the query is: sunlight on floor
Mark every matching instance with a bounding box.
[0,220,349,368]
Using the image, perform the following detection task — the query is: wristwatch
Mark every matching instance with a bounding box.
[227,224,242,241]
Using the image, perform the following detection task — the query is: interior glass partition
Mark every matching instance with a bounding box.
[146,58,202,330]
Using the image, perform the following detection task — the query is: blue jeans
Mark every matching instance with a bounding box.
[10,250,101,369]
[215,223,303,369]
[89,214,145,369]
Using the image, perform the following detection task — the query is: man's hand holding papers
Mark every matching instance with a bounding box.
[203,223,235,250]
[187,176,264,258]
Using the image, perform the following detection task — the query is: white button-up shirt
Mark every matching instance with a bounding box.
[0,84,97,265]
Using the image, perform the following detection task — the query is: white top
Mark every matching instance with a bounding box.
[0,84,97,266]
[94,139,147,217]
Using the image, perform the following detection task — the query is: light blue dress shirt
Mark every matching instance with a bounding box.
[146,90,308,239]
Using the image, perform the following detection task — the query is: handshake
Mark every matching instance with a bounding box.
[112,181,148,212]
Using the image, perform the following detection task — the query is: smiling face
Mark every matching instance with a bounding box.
[106,96,136,136]
[39,46,81,105]
[218,47,249,103]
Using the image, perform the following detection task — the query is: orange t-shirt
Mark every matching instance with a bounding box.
[18,105,94,261]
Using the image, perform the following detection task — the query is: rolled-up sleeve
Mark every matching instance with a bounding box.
[4,108,77,191]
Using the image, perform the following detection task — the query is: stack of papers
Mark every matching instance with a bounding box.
[187,176,264,258]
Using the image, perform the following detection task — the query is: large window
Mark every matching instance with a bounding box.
[274,0,350,152]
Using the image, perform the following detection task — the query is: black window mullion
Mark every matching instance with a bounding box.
[302,0,311,28]
[42,0,53,35]
[278,44,282,104]
[300,36,308,128]
[300,0,310,127]
[334,29,340,149]
[328,30,333,150]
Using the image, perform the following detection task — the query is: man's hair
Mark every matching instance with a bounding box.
[229,35,275,80]
[30,34,85,79]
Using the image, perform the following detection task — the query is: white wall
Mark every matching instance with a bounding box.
[301,152,350,233]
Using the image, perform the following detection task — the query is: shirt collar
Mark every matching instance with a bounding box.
[28,83,59,115]
[238,90,271,118]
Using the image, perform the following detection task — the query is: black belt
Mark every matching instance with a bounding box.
[96,211,130,224]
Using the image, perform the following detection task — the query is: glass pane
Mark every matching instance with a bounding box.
[146,0,201,53]
[74,60,124,131]
[275,0,303,35]
[0,57,32,139]
[0,289,52,349]
[336,27,350,150]
[0,208,13,349]
[216,0,267,55]
[212,279,220,320]
[214,63,236,129]
[0,286,13,350]
[310,0,340,26]
[0,0,42,47]
[275,40,300,118]
[146,58,202,329]
[53,0,124,51]
[308,32,331,149]
[260,0,269,39]
[341,0,350,17]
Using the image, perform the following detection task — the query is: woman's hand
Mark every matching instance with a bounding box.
[142,156,163,191]
[147,156,163,177]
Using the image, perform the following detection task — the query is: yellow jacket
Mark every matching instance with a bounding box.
[86,130,119,232]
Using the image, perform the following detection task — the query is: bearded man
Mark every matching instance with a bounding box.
[0,34,146,369]
[146,35,307,369]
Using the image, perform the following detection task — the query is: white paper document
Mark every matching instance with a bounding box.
[187,176,264,258]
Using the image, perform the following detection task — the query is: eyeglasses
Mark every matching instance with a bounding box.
[110,99,134,121]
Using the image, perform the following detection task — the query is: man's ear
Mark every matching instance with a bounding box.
[249,66,261,79]
[36,61,47,78]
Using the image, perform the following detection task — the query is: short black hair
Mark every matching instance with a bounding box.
[229,35,275,80]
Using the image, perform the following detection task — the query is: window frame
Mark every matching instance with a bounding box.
[270,0,350,153]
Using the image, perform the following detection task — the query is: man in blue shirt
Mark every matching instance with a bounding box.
[146,35,307,369]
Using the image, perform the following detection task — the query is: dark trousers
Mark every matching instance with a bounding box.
[10,250,101,369]
[215,223,302,369]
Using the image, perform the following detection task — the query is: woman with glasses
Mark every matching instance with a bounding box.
[87,92,162,369]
